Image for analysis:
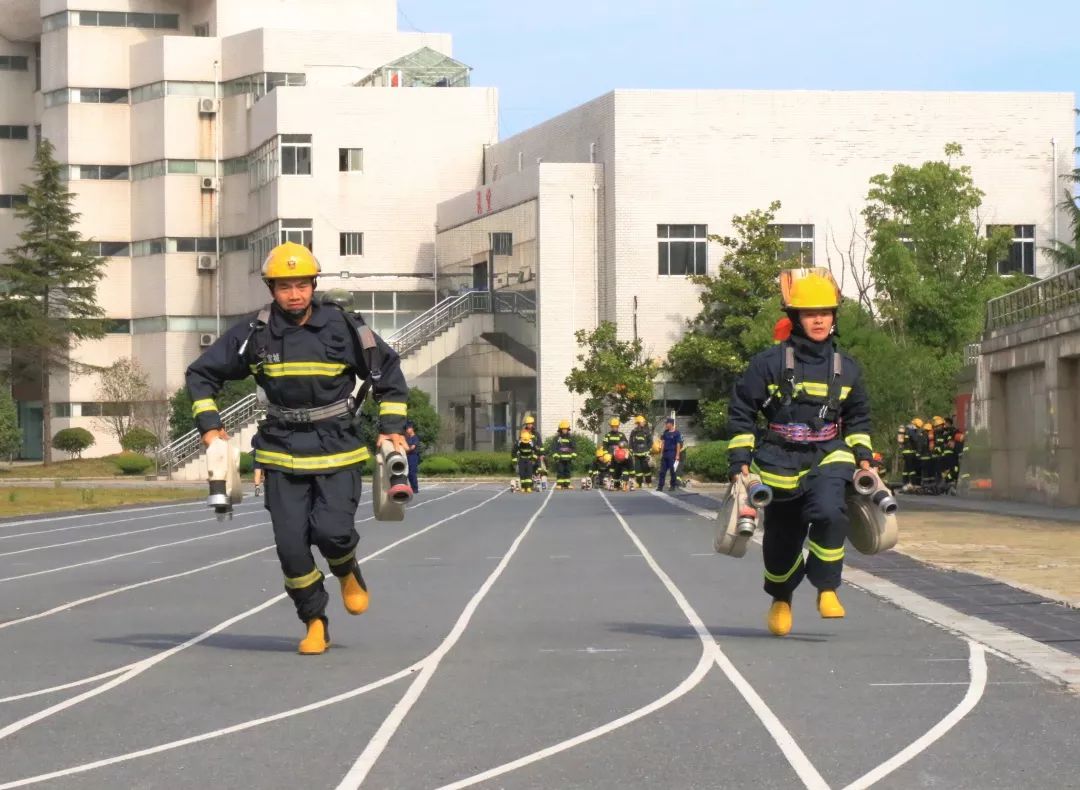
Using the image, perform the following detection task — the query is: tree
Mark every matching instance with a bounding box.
[0,140,107,463]
[665,202,788,438]
[135,389,173,450]
[168,377,257,439]
[1043,189,1080,270]
[96,357,150,444]
[353,386,442,450]
[564,321,659,435]
[0,387,22,463]
[862,143,1011,351]
[120,427,159,454]
[52,427,94,459]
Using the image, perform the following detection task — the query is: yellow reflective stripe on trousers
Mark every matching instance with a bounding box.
[728,433,756,450]
[750,462,808,490]
[379,401,408,417]
[819,449,856,466]
[254,446,371,471]
[807,540,845,562]
[327,549,355,568]
[766,383,852,400]
[764,554,804,584]
[845,433,873,449]
[191,398,218,417]
[284,568,323,590]
[250,362,348,377]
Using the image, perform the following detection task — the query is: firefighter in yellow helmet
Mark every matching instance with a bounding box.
[552,419,577,489]
[726,269,875,636]
[513,429,537,492]
[186,241,410,655]
[589,447,609,490]
[629,415,653,489]
[603,416,629,490]
[521,414,544,477]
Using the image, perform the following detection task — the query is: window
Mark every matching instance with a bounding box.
[51,11,179,29]
[131,81,215,103]
[66,164,129,180]
[91,241,131,257]
[989,225,1035,275]
[349,291,437,334]
[491,232,513,256]
[131,161,166,180]
[340,232,364,256]
[169,238,217,253]
[131,239,165,257]
[103,319,131,334]
[280,219,313,248]
[44,87,129,107]
[193,22,210,37]
[657,224,707,276]
[0,126,29,140]
[222,157,248,176]
[79,402,102,417]
[221,72,305,99]
[0,194,28,209]
[281,134,312,175]
[33,44,40,92]
[339,148,363,172]
[131,160,214,180]
[770,224,814,264]
[52,403,72,418]
[0,56,28,71]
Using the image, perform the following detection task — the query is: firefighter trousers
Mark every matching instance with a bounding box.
[555,459,573,488]
[264,467,364,622]
[633,455,650,484]
[517,457,535,490]
[761,473,848,601]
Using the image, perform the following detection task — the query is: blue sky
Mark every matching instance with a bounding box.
[396,0,1080,140]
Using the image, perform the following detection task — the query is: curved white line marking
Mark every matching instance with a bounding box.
[841,641,987,790]
[0,500,205,531]
[0,523,266,584]
[0,546,274,632]
[334,490,550,789]
[0,513,242,558]
[437,493,829,790]
[0,486,494,750]
[0,665,134,705]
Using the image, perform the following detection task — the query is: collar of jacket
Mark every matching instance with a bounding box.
[788,332,834,364]
[268,301,331,335]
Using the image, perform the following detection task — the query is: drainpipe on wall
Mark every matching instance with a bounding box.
[592,181,600,328]
[213,58,222,337]
[1051,137,1059,270]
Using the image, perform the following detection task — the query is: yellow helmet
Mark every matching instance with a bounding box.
[609,417,620,428]
[519,429,532,442]
[262,241,320,280]
[595,448,606,458]
[602,453,612,463]
[558,420,570,430]
[524,415,535,425]
[932,416,945,427]
[786,272,840,310]
[912,418,924,429]
[634,415,646,424]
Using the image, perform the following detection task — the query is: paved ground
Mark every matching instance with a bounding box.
[1,483,1079,790]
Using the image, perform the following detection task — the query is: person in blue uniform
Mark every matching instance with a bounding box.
[656,418,682,491]
[186,242,410,655]
[405,421,421,493]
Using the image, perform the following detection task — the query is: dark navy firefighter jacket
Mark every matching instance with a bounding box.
[186,301,409,476]
[726,333,873,498]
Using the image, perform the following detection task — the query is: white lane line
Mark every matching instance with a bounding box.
[0,487,506,787]
[0,500,205,531]
[0,523,266,584]
[436,494,828,790]
[0,488,474,700]
[0,546,274,631]
[0,512,258,558]
[334,490,552,790]
[868,681,1029,687]
[842,641,987,790]
[649,489,718,520]
[0,503,259,541]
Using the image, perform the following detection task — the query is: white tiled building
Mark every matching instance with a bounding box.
[435,90,1075,447]
[0,0,497,457]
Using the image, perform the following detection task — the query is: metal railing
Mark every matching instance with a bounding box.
[157,393,263,472]
[986,265,1080,331]
[964,343,981,366]
[386,289,536,357]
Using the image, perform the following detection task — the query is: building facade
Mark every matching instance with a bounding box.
[435,90,1076,446]
[0,0,497,457]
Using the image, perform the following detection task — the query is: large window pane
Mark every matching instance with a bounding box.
[396,291,436,311]
[98,12,126,26]
[657,243,669,275]
[668,242,691,276]
[127,12,154,27]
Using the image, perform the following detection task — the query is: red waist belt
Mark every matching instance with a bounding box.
[767,422,839,443]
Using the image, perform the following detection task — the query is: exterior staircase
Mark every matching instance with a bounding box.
[159,290,536,480]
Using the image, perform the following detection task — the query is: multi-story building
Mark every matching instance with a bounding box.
[434,90,1076,447]
[0,0,497,458]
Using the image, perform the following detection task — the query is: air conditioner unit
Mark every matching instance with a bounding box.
[197,254,218,271]
[198,97,217,115]
[199,333,216,347]
[200,176,218,192]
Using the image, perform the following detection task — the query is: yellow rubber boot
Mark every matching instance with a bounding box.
[339,570,370,615]
[767,600,792,636]
[298,617,330,655]
[817,590,846,619]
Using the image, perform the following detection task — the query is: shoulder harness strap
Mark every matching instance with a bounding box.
[238,305,272,365]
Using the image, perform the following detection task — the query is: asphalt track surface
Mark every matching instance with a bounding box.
[1,483,1077,789]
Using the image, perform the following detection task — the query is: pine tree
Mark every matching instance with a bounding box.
[0,139,106,463]
[0,386,22,462]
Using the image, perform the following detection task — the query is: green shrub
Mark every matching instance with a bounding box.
[120,427,159,453]
[51,428,95,459]
[112,451,154,476]
[418,455,461,475]
[239,452,254,474]
[680,441,730,481]
[451,451,508,475]
[542,433,597,473]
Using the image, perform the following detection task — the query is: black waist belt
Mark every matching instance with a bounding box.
[265,397,355,425]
